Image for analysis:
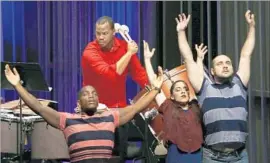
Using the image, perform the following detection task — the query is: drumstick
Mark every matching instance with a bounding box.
[114,23,129,42]
[114,23,121,31]
[121,25,132,42]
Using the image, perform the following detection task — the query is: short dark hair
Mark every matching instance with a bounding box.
[211,54,232,68]
[96,16,114,29]
[77,85,96,100]
[212,55,220,67]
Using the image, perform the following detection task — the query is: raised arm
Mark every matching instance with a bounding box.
[118,66,164,126]
[195,43,208,73]
[176,14,204,93]
[116,41,139,75]
[143,40,166,106]
[4,65,60,128]
[237,10,256,87]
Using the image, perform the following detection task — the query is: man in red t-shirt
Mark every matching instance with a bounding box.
[81,16,149,162]
[81,16,148,108]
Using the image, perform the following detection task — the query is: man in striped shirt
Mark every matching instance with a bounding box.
[176,10,255,163]
[4,64,164,163]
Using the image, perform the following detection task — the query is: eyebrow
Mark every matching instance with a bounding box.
[96,30,109,33]
[174,86,187,89]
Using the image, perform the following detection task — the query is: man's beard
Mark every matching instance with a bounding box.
[215,75,232,84]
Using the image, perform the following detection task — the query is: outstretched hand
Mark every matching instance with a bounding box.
[245,10,255,27]
[143,40,156,59]
[4,64,20,86]
[151,66,164,89]
[175,13,191,32]
[195,43,208,60]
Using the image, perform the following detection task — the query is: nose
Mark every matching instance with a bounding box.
[223,64,228,69]
[181,90,186,94]
[88,94,94,99]
[98,35,105,40]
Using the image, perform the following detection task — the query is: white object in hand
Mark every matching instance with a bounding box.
[121,25,132,42]
[114,23,121,31]
[114,23,129,42]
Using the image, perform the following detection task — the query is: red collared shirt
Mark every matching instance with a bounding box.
[81,37,148,108]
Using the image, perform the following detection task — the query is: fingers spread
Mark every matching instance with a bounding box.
[179,14,182,22]
[175,17,180,24]
[158,66,163,76]
[199,43,204,49]
[182,13,186,20]
[151,48,156,54]
[245,10,251,18]
[195,44,198,50]
[202,46,208,51]
[186,14,191,23]
[251,14,255,19]
[13,68,19,76]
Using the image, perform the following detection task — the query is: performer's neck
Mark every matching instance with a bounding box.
[101,40,114,52]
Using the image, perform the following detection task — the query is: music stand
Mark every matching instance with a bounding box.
[1,61,50,163]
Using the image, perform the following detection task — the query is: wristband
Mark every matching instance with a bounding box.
[152,86,161,93]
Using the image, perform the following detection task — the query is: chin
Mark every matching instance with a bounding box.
[183,101,189,104]
[100,43,109,48]
[89,105,98,110]
[84,105,98,111]
[223,75,233,79]
[217,73,232,79]
[178,99,189,104]
[83,108,97,113]
[99,45,105,48]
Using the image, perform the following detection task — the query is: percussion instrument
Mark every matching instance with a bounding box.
[31,120,69,159]
[1,99,65,161]
[0,113,41,154]
[0,98,58,116]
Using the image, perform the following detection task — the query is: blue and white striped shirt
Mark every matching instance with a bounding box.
[197,74,248,150]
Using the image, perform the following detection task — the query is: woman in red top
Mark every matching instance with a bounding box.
[143,40,207,163]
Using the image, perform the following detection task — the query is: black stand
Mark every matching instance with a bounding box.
[132,113,161,163]
[1,61,50,163]
[144,118,150,163]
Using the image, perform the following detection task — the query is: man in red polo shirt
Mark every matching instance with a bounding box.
[81,16,149,162]
[81,16,148,108]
